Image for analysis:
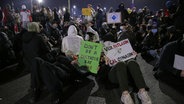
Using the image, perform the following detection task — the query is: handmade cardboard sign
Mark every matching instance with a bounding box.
[82,8,91,16]
[107,12,121,24]
[103,39,137,66]
[78,41,102,74]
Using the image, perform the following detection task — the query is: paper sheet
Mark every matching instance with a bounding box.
[173,54,184,70]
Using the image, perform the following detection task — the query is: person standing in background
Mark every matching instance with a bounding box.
[20,5,31,29]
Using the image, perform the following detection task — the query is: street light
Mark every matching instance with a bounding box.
[37,0,43,3]
[104,7,106,10]
[63,7,66,12]
[68,0,70,13]
[73,5,76,9]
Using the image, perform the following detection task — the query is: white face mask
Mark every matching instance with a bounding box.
[36,9,40,12]
[151,29,158,34]
[112,25,116,29]
[120,26,124,30]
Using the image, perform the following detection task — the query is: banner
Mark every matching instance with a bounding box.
[103,39,137,66]
[106,12,121,24]
[78,41,103,74]
[82,8,91,16]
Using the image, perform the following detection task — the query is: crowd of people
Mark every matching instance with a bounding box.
[0,0,184,104]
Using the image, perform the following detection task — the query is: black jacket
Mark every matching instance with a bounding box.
[22,32,50,70]
[158,40,184,77]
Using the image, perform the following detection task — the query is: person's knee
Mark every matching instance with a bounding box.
[114,62,127,70]
[127,60,139,68]
[116,61,126,67]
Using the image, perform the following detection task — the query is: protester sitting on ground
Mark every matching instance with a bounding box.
[118,24,137,49]
[27,24,89,104]
[22,22,51,72]
[62,25,83,56]
[85,21,100,43]
[98,49,152,104]
[154,36,184,94]
[99,22,110,40]
[0,32,15,69]
[160,25,180,47]
[97,35,152,104]
[29,55,90,104]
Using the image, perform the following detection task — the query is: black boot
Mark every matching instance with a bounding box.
[29,88,41,104]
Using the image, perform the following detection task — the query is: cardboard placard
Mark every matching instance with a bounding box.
[106,12,122,24]
[78,41,102,74]
[82,8,92,16]
[103,39,137,66]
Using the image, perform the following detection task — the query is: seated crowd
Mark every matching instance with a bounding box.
[0,1,184,104]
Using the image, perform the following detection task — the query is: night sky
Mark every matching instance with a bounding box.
[0,0,176,12]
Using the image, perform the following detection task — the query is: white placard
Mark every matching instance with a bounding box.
[103,39,137,66]
[107,12,122,24]
[173,54,184,70]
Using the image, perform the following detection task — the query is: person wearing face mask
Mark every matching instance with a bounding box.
[117,24,126,40]
[151,28,158,35]
[154,36,184,97]
[141,24,160,62]
[118,24,137,50]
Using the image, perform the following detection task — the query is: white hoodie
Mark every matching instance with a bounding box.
[62,25,84,55]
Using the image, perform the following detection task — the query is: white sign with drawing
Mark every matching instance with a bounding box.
[107,12,121,24]
[173,54,184,70]
[103,39,137,66]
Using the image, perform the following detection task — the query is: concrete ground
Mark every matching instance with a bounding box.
[0,55,177,104]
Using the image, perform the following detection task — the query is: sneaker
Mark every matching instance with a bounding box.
[121,93,134,104]
[138,91,152,104]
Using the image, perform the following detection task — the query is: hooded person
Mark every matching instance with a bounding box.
[22,22,51,71]
[62,25,83,56]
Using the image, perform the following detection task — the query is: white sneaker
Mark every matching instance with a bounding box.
[121,93,134,104]
[138,91,152,104]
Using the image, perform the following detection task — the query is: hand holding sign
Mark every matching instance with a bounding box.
[181,70,184,77]
[104,55,110,65]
